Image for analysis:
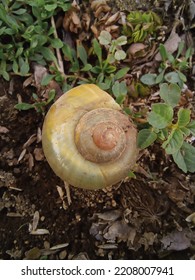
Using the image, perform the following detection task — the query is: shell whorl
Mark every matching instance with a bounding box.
[42,84,138,189]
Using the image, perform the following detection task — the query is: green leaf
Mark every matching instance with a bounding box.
[104,65,116,74]
[45,4,57,11]
[187,120,195,136]
[13,8,27,15]
[39,47,57,64]
[159,83,181,108]
[148,103,173,129]
[41,74,55,86]
[77,44,88,65]
[47,89,56,103]
[81,63,92,72]
[12,60,19,73]
[15,103,34,111]
[173,142,195,173]
[114,50,126,60]
[163,129,184,154]
[92,38,102,65]
[112,81,127,104]
[140,73,157,85]
[164,71,181,84]
[115,36,127,46]
[177,108,191,127]
[137,129,157,149]
[176,41,185,58]
[50,38,63,48]
[159,44,168,61]
[114,67,130,80]
[155,69,165,84]
[98,30,112,45]
[20,59,30,76]
[177,70,187,82]
[179,127,191,137]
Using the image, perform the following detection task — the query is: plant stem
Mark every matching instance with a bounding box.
[51,16,65,76]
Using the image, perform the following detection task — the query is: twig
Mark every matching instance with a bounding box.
[64,181,72,205]
[51,16,65,75]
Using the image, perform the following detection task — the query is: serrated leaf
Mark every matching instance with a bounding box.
[159,83,181,108]
[140,73,157,85]
[177,108,191,127]
[148,103,173,129]
[173,142,195,173]
[137,129,157,149]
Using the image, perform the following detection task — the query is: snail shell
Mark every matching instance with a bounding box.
[42,84,138,189]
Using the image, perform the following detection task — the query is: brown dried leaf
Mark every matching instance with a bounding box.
[17,148,27,163]
[128,43,147,57]
[23,134,37,149]
[103,220,136,243]
[28,152,34,171]
[36,127,42,143]
[33,64,48,87]
[161,229,195,251]
[32,210,40,231]
[0,126,9,134]
[105,12,120,26]
[34,148,44,161]
[155,30,181,61]
[95,210,122,221]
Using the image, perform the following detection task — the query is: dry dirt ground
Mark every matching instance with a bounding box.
[0,76,195,260]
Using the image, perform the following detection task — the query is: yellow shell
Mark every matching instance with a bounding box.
[42,84,138,189]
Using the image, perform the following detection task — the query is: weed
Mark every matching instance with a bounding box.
[124,10,162,43]
[0,0,71,80]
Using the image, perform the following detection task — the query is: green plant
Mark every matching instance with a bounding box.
[137,91,195,173]
[51,31,130,104]
[14,89,56,113]
[140,42,193,88]
[0,0,71,80]
[124,11,162,43]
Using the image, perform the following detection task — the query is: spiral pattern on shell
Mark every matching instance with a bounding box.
[42,84,138,189]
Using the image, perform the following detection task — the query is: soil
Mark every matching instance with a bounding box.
[0,76,195,260]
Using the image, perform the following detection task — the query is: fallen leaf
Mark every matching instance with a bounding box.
[155,30,181,61]
[34,148,44,161]
[0,126,9,133]
[161,229,195,251]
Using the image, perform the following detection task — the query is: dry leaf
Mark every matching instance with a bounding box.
[34,148,44,161]
[103,220,136,243]
[161,229,195,251]
[23,134,37,149]
[155,30,181,61]
[17,148,26,163]
[0,126,9,134]
[28,152,34,171]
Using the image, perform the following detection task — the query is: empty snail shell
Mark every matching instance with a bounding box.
[42,84,138,190]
